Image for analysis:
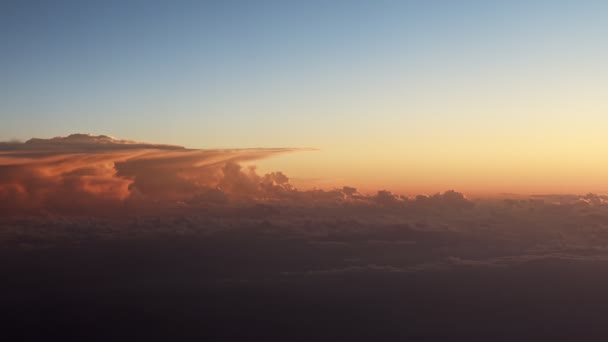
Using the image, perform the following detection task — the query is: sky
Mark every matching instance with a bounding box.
[2,0,608,195]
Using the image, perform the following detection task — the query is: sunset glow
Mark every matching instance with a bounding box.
[3,2,608,196]
[3,2,608,340]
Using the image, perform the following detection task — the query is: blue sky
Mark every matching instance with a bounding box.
[2,1,603,144]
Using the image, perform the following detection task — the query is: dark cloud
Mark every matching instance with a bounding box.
[373,190,404,206]
[4,148,608,341]
[19,133,185,151]
[5,135,608,276]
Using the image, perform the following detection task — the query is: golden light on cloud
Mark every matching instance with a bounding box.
[0,134,306,215]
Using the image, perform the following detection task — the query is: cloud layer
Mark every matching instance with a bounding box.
[4,135,608,340]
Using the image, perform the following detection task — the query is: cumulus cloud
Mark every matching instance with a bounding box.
[0,134,301,214]
[1,134,483,217]
[412,190,474,209]
[1,134,537,232]
[373,190,405,206]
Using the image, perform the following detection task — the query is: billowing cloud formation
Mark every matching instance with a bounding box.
[0,134,302,214]
[0,134,474,215]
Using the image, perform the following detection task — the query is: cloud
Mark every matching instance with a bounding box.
[373,190,405,206]
[1,134,482,216]
[413,190,474,210]
[13,133,185,151]
[0,134,301,214]
[0,133,552,229]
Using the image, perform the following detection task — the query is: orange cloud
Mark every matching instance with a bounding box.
[0,134,476,216]
[0,134,299,215]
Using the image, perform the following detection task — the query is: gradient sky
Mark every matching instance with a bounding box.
[2,1,608,195]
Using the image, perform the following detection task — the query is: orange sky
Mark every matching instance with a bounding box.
[255,143,608,197]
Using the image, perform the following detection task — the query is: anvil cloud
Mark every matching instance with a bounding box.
[0,134,302,214]
[0,134,476,216]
